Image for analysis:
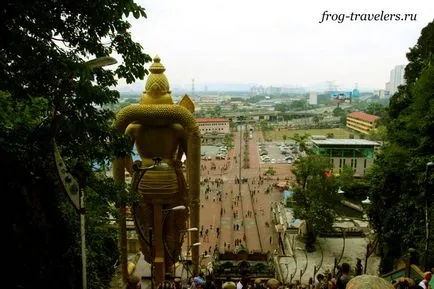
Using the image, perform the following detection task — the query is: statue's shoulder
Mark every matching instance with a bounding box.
[126,123,141,136]
[172,123,186,133]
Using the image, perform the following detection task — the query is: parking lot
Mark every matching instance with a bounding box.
[257,142,298,164]
[201,145,229,160]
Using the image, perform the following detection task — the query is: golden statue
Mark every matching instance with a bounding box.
[112,56,200,284]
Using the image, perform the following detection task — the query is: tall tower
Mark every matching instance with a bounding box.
[191,78,195,98]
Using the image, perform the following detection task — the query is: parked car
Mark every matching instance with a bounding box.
[261,155,271,161]
[216,154,226,160]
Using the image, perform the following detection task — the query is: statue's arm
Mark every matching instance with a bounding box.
[174,124,188,161]
[125,124,138,175]
[125,155,133,175]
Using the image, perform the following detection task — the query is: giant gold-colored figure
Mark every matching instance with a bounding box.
[112,56,200,284]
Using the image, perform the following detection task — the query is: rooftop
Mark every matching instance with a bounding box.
[196,117,228,123]
[311,139,380,146]
[347,111,381,123]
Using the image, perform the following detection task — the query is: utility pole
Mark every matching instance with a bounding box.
[239,121,242,197]
[80,186,87,289]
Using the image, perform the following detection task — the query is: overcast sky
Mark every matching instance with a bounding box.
[119,0,433,91]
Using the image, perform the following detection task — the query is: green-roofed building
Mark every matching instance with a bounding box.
[311,139,380,177]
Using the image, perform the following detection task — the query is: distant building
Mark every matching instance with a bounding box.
[346,111,380,135]
[387,65,406,95]
[197,118,230,145]
[265,86,281,95]
[378,89,386,99]
[250,85,265,96]
[311,139,380,177]
[197,118,230,134]
[385,82,391,93]
[197,96,221,111]
[309,92,317,105]
[352,88,360,99]
[255,100,276,109]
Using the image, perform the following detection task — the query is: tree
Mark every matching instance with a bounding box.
[290,99,307,111]
[368,125,388,142]
[365,103,386,118]
[211,105,222,116]
[366,20,434,273]
[333,106,346,117]
[265,167,276,176]
[223,133,234,149]
[289,155,343,251]
[282,134,288,144]
[291,133,312,155]
[1,1,151,288]
[312,115,322,125]
[275,103,290,112]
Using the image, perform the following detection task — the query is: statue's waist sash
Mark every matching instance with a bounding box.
[137,160,187,202]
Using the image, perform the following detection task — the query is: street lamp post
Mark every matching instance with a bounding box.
[173,227,198,277]
[313,241,324,281]
[296,247,308,282]
[183,242,201,280]
[360,196,373,274]
[423,162,433,270]
[152,205,186,287]
[76,56,117,289]
[199,254,211,274]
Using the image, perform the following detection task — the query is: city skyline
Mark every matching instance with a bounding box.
[115,0,433,92]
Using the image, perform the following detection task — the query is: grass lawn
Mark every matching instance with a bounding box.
[263,128,359,141]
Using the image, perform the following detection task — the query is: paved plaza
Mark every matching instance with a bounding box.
[133,129,380,286]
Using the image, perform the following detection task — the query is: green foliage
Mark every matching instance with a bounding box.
[265,167,276,176]
[260,121,273,132]
[249,95,266,103]
[317,94,334,105]
[223,133,234,149]
[210,105,222,117]
[368,125,388,142]
[2,0,151,288]
[332,106,346,117]
[290,133,312,155]
[312,115,322,124]
[290,99,307,111]
[366,20,434,273]
[289,155,342,251]
[274,103,290,112]
[365,103,386,118]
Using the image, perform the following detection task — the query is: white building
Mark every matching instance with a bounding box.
[197,118,230,145]
[196,118,230,134]
[308,91,317,105]
[387,65,405,96]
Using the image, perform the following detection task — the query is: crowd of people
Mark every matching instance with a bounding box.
[150,269,433,289]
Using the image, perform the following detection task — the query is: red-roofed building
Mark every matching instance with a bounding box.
[196,118,230,144]
[346,112,381,135]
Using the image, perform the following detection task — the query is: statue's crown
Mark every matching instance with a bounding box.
[140,55,173,105]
